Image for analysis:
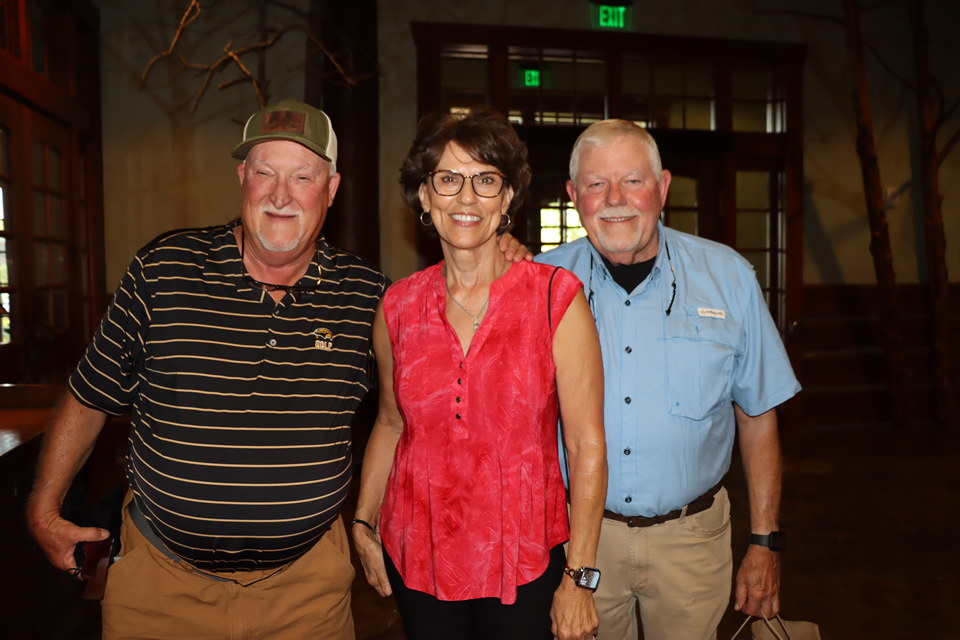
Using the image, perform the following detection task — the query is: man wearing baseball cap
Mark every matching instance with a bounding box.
[27,99,445,638]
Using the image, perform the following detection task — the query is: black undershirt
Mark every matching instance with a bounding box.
[600,254,656,293]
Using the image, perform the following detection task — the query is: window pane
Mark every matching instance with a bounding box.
[50,242,64,284]
[0,236,8,285]
[575,57,606,93]
[623,59,650,95]
[565,227,587,243]
[1,293,12,344]
[686,66,714,98]
[48,147,61,188]
[541,227,561,244]
[732,68,770,100]
[442,55,487,91]
[686,99,713,130]
[541,207,561,227]
[49,194,63,236]
[653,63,683,95]
[34,240,48,284]
[670,210,698,236]
[732,101,768,132]
[0,180,7,232]
[33,189,47,234]
[736,172,770,209]
[32,141,45,184]
[668,176,697,208]
[33,289,50,324]
[737,211,769,249]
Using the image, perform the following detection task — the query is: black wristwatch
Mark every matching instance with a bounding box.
[563,565,601,591]
[749,531,786,552]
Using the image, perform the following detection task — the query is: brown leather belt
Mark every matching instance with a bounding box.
[603,482,723,528]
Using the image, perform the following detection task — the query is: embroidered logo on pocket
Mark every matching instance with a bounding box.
[314,328,334,351]
[697,308,726,319]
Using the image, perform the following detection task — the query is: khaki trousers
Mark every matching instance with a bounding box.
[101,498,355,640]
[594,487,732,640]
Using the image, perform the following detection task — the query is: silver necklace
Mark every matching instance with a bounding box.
[445,260,506,332]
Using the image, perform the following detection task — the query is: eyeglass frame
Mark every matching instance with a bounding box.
[426,170,508,198]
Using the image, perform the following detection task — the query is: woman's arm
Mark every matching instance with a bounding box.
[550,290,607,640]
[352,300,405,597]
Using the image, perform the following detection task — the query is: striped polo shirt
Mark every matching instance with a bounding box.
[69,221,387,571]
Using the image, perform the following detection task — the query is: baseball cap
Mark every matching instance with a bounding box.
[231,99,338,172]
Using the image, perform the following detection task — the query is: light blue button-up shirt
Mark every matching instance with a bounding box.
[537,223,800,517]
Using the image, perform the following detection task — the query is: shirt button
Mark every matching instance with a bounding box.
[456,397,461,403]
[456,413,461,419]
[624,448,631,455]
[624,397,631,404]
[458,379,462,384]
[625,300,631,307]
[268,338,277,347]
[625,497,632,504]
[459,362,463,368]
[625,346,632,353]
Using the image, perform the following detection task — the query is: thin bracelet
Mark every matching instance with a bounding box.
[352,518,375,533]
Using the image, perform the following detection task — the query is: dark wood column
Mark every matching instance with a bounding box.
[307,0,380,266]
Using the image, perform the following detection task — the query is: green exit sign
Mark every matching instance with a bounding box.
[590,3,633,30]
[524,69,541,87]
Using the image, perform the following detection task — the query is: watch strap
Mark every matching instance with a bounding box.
[749,531,786,551]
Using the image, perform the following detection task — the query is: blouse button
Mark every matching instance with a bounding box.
[458,378,462,384]
[456,413,461,419]
[456,397,461,403]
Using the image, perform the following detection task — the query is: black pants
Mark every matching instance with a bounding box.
[383,544,566,640]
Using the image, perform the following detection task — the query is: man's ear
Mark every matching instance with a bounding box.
[658,170,672,209]
[565,179,579,208]
[326,172,342,206]
[237,163,246,186]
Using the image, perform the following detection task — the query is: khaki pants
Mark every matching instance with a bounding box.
[594,487,732,640]
[101,499,355,640]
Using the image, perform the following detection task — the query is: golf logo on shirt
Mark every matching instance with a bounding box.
[314,328,334,351]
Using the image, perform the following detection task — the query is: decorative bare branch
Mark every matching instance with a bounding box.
[140,0,202,88]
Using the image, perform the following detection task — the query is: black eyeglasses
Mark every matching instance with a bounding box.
[240,231,322,294]
[427,170,507,198]
[586,237,677,317]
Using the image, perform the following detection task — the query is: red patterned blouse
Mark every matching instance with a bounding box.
[379,260,582,604]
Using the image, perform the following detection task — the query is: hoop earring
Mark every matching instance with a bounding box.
[499,213,512,230]
[420,211,433,227]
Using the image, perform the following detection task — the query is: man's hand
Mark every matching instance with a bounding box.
[351,522,392,597]
[28,508,110,575]
[498,233,534,262]
[734,544,781,618]
[550,578,599,640]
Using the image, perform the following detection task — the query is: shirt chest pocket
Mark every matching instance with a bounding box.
[664,307,742,421]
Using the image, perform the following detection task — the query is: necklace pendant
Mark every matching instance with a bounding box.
[473,319,480,332]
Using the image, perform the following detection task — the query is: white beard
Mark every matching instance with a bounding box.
[256,206,303,253]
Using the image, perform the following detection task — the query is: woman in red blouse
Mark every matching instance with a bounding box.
[353,109,607,640]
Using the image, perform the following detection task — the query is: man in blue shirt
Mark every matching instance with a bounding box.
[537,120,800,640]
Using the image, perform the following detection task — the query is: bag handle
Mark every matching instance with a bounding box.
[730,612,791,640]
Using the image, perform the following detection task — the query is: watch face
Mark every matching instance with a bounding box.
[576,567,601,590]
[769,531,787,552]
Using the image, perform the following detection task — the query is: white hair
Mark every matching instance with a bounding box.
[569,120,663,186]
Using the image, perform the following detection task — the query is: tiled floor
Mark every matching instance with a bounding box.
[61,422,960,639]
[347,423,960,640]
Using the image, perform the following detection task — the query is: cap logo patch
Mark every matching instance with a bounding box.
[262,111,305,134]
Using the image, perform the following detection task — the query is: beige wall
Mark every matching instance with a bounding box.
[98,0,308,288]
[376,0,960,285]
[96,1,960,289]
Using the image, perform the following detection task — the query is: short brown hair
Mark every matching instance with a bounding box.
[399,109,531,230]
